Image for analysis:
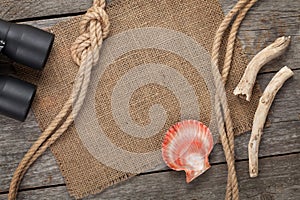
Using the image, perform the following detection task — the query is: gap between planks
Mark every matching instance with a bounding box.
[0,69,299,193]
[0,153,299,199]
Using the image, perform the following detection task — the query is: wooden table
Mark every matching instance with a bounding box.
[0,0,299,199]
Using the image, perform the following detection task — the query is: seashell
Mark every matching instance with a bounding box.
[162,120,214,183]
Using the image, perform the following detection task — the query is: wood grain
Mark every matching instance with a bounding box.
[2,0,299,72]
[1,0,93,21]
[0,154,299,200]
[1,70,299,192]
[0,112,63,193]
[225,0,300,73]
[0,0,299,199]
[17,0,300,72]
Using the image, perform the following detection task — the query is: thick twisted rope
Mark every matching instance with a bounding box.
[211,0,257,199]
[222,0,258,84]
[212,0,245,198]
[8,0,109,199]
[8,0,256,199]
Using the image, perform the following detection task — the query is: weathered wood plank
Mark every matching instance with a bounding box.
[220,0,300,72]
[1,0,298,72]
[0,0,299,198]
[2,0,299,23]
[0,69,299,192]
[1,0,93,21]
[0,112,64,193]
[1,98,299,192]
[18,0,300,72]
[0,154,299,200]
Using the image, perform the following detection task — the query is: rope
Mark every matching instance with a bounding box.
[222,0,258,84]
[211,0,258,199]
[8,0,109,199]
[7,0,257,199]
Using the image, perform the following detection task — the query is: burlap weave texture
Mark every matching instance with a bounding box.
[22,0,261,198]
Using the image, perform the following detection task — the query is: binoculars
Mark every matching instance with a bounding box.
[0,19,54,121]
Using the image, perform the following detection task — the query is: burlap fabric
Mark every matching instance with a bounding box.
[22,0,260,198]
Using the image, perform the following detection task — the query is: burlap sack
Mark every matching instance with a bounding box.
[22,0,260,198]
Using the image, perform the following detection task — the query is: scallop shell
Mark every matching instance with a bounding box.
[162,120,214,183]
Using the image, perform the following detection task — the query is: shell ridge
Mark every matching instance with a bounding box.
[162,120,214,183]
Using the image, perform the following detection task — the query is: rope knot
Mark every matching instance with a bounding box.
[71,0,110,66]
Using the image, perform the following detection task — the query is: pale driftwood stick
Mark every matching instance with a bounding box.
[234,36,291,101]
[248,66,294,178]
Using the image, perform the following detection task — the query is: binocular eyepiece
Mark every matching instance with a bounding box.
[0,19,54,121]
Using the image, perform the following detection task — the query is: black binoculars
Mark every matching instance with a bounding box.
[0,19,54,121]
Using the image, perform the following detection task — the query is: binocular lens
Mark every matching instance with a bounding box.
[0,75,36,121]
[0,19,55,70]
[0,19,55,121]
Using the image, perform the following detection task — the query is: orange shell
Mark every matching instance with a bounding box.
[162,120,214,183]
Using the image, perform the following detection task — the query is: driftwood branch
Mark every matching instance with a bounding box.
[248,66,294,178]
[234,36,291,101]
